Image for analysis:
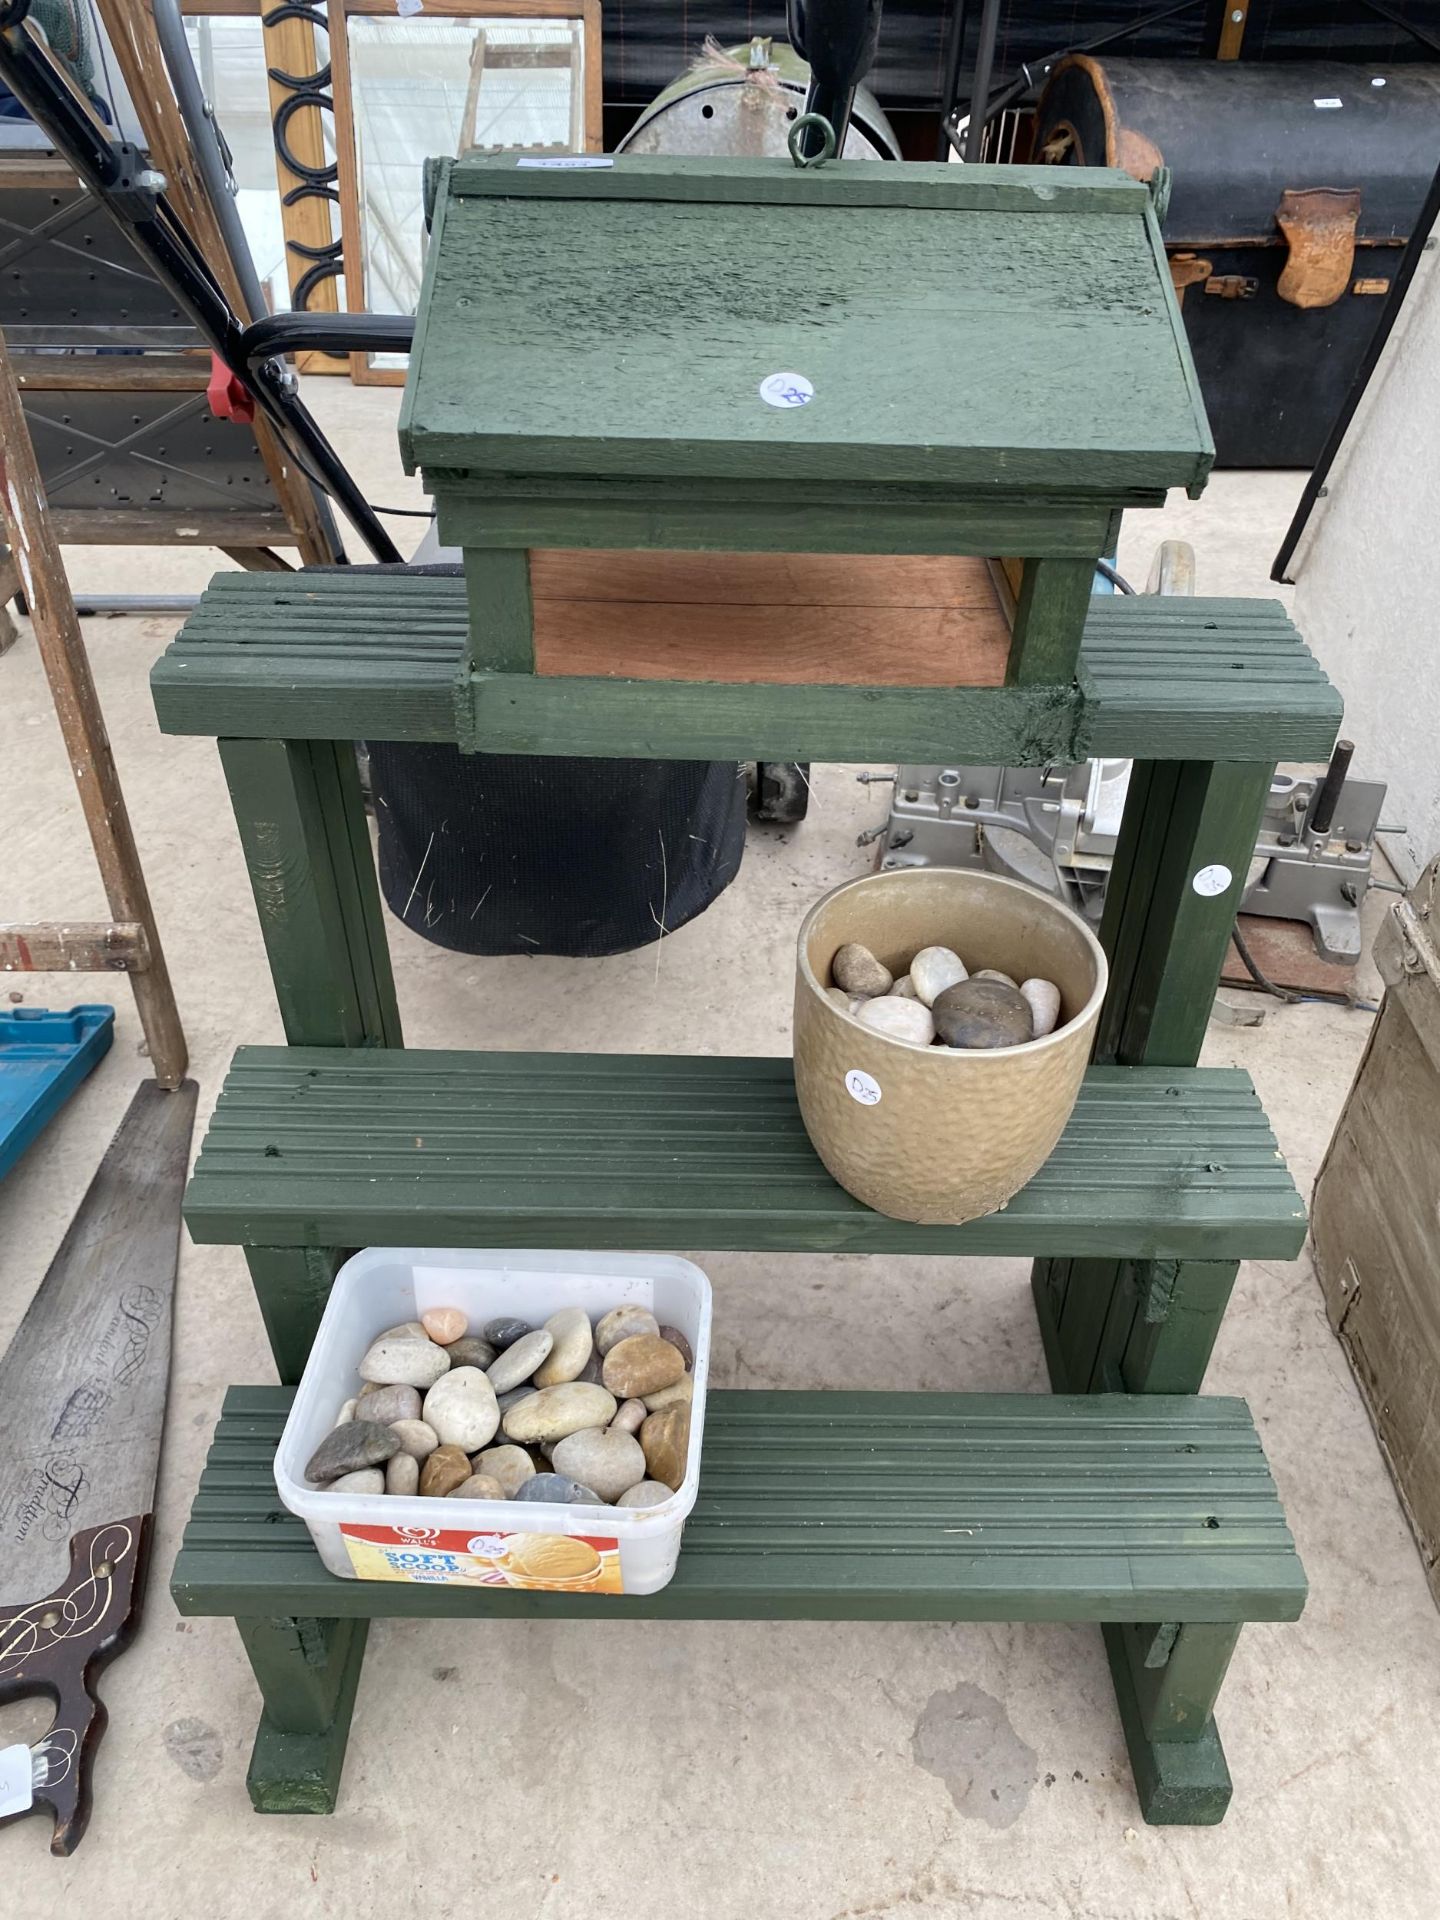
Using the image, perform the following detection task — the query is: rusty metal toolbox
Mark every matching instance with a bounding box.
[1033,57,1440,468]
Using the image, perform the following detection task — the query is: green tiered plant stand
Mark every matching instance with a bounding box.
[156,156,1339,1827]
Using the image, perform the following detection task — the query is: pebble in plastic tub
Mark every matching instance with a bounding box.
[275,1248,711,1596]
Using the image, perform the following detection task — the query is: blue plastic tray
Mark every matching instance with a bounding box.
[0,1004,116,1181]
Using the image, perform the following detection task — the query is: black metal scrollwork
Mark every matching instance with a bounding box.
[263,1,346,358]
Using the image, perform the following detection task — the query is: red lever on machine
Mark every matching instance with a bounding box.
[206,352,255,422]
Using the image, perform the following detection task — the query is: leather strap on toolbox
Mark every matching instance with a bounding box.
[1276,188,1362,309]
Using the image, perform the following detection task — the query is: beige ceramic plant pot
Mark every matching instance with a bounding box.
[793,868,1108,1225]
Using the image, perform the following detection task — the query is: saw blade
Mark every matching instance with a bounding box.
[0,1080,196,1606]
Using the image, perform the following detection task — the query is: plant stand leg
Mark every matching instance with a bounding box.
[1105,1621,1240,1825]
[218,736,401,1049]
[1033,1257,1239,1395]
[1032,758,1272,1394]
[244,1247,345,1385]
[1095,758,1274,1070]
[219,736,394,1379]
[236,1616,369,1815]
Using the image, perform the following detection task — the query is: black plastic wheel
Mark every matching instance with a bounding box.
[750,761,811,825]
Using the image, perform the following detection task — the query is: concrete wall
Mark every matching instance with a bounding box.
[1291,223,1440,887]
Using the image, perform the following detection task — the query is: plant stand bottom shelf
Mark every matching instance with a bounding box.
[174,1386,1306,1826]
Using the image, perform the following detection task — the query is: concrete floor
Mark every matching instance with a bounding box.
[3,390,1438,1917]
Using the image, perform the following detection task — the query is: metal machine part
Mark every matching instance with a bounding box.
[0,8,394,562]
[871,748,1387,966]
[0,172,196,345]
[619,35,899,160]
[19,383,288,523]
[870,760,1132,923]
[1242,752,1385,964]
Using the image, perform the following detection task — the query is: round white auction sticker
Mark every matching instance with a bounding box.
[1192,863,1234,898]
[845,1069,882,1106]
[759,371,815,409]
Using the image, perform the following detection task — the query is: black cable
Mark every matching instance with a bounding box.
[1095,559,1136,595]
[1230,921,1303,1004]
[1230,920,1379,1013]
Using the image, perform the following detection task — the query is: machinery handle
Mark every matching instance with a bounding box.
[1305,738,1354,839]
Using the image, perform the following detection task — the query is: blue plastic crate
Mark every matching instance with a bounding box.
[0,1004,116,1181]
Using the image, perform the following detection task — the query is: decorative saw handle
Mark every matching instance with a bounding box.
[0,1515,151,1855]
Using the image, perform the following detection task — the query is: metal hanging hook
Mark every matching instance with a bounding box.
[788,111,837,167]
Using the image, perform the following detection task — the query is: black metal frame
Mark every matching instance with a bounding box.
[937,0,1207,165]
[0,4,404,563]
[1273,149,1440,581]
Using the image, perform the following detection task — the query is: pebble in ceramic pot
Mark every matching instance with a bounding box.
[422,1366,500,1452]
[385,1451,420,1496]
[355,1383,420,1427]
[358,1335,450,1390]
[387,1418,440,1462]
[486,1328,554,1393]
[603,1334,686,1400]
[855,996,935,1047]
[616,1481,674,1510]
[551,1427,647,1502]
[909,945,969,1007]
[594,1305,660,1357]
[1020,977,1062,1038]
[824,986,852,1011]
[421,1306,467,1345]
[831,942,893,998]
[474,1443,535,1497]
[419,1444,472,1497]
[611,1398,648,1435]
[888,974,918,999]
[513,1473,607,1507]
[534,1306,593,1387]
[332,1397,357,1429]
[376,1320,429,1342]
[305,1420,400,1484]
[972,968,1018,989]
[931,978,1035,1050]
[503,1382,617,1445]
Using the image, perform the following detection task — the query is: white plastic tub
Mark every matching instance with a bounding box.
[275,1247,712,1595]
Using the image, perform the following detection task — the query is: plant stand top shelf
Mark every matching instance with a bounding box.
[401,156,1214,555]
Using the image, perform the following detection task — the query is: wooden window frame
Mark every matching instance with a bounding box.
[329,0,602,386]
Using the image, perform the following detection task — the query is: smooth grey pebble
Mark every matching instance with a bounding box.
[512,1473,606,1507]
[483,1318,534,1350]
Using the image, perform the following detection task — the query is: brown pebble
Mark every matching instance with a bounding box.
[831,942,893,998]
[419,1444,472,1497]
[603,1334,686,1400]
[657,1325,694,1371]
[640,1402,690,1491]
[644,1374,694,1414]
